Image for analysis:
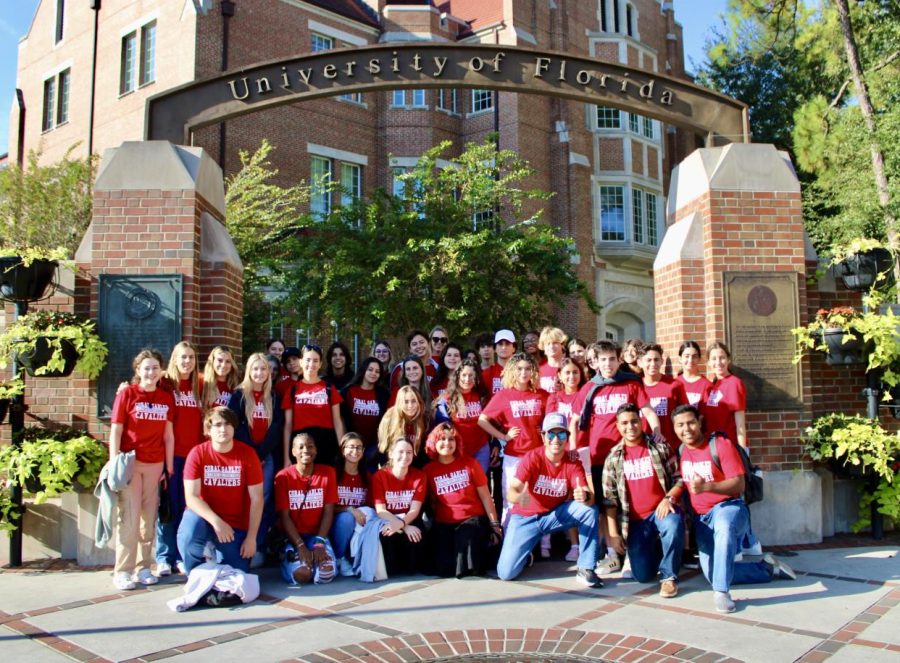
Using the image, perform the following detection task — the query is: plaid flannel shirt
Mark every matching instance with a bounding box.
[601,436,682,542]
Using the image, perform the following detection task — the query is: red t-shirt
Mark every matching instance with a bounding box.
[344,385,382,447]
[184,441,263,529]
[538,363,560,394]
[481,364,504,395]
[702,374,746,446]
[424,456,488,524]
[574,380,649,466]
[274,377,299,401]
[448,391,488,456]
[390,361,436,391]
[512,447,587,517]
[171,379,203,458]
[281,380,342,430]
[274,464,338,535]
[111,384,175,463]
[337,471,369,507]
[482,388,547,457]
[371,467,426,515]
[641,377,688,452]
[249,391,270,445]
[676,374,712,407]
[680,435,745,515]
[622,444,666,520]
[546,390,588,449]
[199,378,234,408]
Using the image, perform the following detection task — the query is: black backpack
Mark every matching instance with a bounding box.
[681,432,764,505]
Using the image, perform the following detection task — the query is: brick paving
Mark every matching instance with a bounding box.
[0,536,897,663]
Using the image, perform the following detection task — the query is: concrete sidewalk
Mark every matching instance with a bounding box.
[1,540,897,663]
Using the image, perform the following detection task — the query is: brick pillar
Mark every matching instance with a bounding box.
[654,144,822,544]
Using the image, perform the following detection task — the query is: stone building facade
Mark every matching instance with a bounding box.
[10,0,701,344]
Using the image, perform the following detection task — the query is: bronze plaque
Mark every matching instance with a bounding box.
[723,272,802,410]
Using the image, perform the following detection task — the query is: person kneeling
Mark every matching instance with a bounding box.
[672,405,795,614]
[497,413,602,587]
[178,407,263,573]
[602,404,684,598]
[275,433,338,585]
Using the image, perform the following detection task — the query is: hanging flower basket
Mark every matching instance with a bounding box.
[0,256,58,302]
[17,336,80,378]
[836,247,895,292]
[820,328,866,365]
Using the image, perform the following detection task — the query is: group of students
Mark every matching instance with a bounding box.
[106,325,794,613]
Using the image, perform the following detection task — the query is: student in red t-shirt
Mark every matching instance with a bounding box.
[567,338,590,382]
[430,342,463,399]
[377,385,429,468]
[703,342,747,450]
[639,343,688,453]
[602,404,683,596]
[266,338,289,382]
[671,405,794,614]
[372,340,393,386]
[109,349,175,591]
[372,438,427,575]
[330,433,374,576]
[496,413,601,587]
[433,359,490,471]
[423,423,501,577]
[475,332,494,372]
[546,357,588,563]
[570,340,663,574]
[274,347,302,402]
[200,345,240,412]
[275,432,339,584]
[478,352,548,526]
[228,352,285,566]
[340,358,389,473]
[154,341,203,578]
[675,341,711,407]
[389,330,437,390]
[482,329,516,396]
[537,326,568,394]
[178,407,263,573]
[282,344,345,468]
[522,330,543,366]
[389,355,433,418]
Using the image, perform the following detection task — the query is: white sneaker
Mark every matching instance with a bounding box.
[540,534,551,559]
[564,545,580,562]
[176,561,186,575]
[338,557,355,577]
[156,561,172,577]
[742,540,763,556]
[250,552,265,569]
[113,572,136,591]
[763,553,797,580]
[733,552,744,562]
[136,568,158,586]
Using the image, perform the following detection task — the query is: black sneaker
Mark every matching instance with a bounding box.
[575,568,603,588]
[682,551,700,570]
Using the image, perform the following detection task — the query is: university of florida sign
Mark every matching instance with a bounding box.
[146,43,748,145]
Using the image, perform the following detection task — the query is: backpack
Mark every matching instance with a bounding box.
[681,432,764,505]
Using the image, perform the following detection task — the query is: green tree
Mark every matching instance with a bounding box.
[276,139,598,340]
[0,147,97,256]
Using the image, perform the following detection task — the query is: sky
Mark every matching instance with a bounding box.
[0,0,730,157]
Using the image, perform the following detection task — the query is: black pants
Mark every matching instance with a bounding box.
[430,516,493,578]
[380,517,425,576]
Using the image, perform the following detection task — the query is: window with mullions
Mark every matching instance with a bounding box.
[596,106,621,129]
[140,21,156,86]
[341,163,362,206]
[42,78,56,132]
[632,188,644,244]
[642,116,654,140]
[472,209,494,231]
[629,113,640,134]
[471,89,493,113]
[310,156,332,218]
[120,31,137,95]
[311,32,333,52]
[646,192,658,246]
[600,185,625,241]
[438,89,457,113]
[42,68,70,132]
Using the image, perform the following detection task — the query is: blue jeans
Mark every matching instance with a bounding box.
[626,510,684,582]
[177,509,249,573]
[695,499,773,592]
[330,509,358,559]
[472,443,490,475]
[497,501,598,580]
[155,456,186,565]
[257,454,275,550]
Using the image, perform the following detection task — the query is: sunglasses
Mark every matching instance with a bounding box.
[545,430,569,442]
[431,336,448,343]
[302,344,322,354]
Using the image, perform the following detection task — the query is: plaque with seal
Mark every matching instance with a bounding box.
[723,272,802,410]
[97,275,183,417]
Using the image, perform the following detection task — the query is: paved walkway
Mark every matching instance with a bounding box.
[1,537,897,663]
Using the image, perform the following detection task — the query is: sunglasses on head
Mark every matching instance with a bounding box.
[302,344,322,354]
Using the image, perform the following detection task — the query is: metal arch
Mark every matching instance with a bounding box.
[145,43,749,146]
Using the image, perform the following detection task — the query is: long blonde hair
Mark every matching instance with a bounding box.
[165,341,199,396]
[201,345,240,410]
[240,352,273,426]
[377,385,426,455]
[501,352,539,391]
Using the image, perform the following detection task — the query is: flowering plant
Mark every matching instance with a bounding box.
[0,310,108,379]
